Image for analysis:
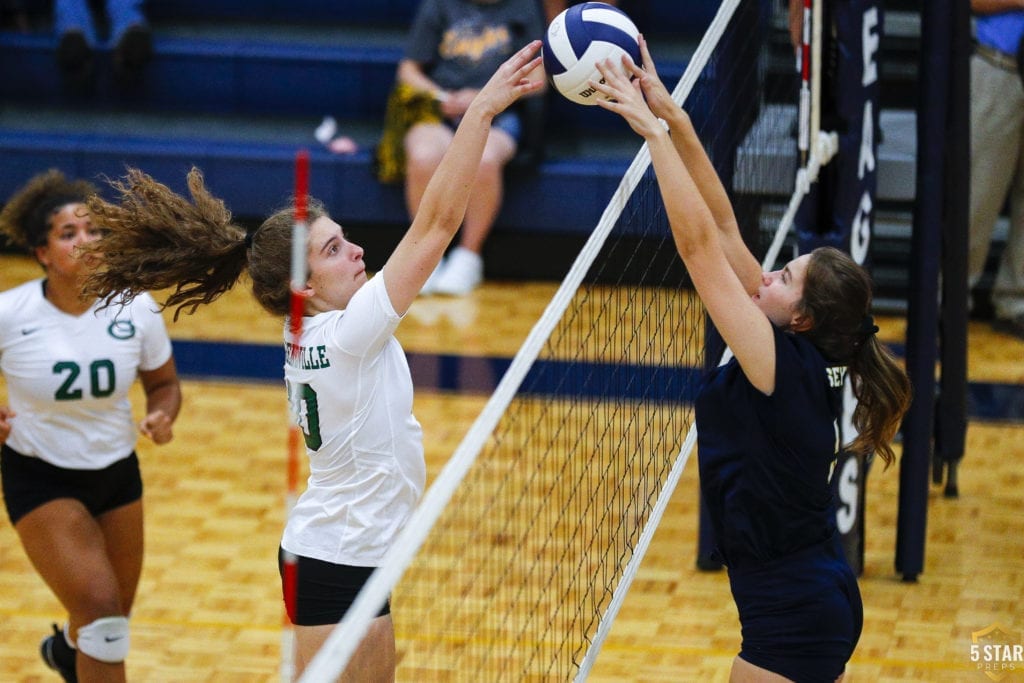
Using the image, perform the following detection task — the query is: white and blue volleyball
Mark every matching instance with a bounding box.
[542,2,641,106]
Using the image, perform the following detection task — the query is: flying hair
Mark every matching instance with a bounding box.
[82,167,250,320]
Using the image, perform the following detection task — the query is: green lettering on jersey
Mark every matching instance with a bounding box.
[53,359,117,400]
[287,380,323,451]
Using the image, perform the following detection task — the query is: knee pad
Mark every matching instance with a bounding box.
[76,616,130,663]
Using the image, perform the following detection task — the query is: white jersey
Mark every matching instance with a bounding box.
[281,271,426,567]
[0,279,173,470]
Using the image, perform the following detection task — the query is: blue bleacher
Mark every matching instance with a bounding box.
[0,1,707,235]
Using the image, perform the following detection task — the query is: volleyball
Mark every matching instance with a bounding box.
[542,2,641,106]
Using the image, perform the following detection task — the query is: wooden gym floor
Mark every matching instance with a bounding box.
[1,252,1022,682]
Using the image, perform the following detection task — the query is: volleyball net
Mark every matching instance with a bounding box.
[299,0,836,679]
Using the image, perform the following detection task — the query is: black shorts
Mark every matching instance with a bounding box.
[278,547,391,626]
[730,536,863,682]
[1,444,143,525]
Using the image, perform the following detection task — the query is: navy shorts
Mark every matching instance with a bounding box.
[446,110,522,143]
[278,547,391,626]
[1,444,143,525]
[729,536,863,682]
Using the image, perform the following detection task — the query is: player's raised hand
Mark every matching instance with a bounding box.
[632,35,682,123]
[591,57,662,139]
[470,40,545,119]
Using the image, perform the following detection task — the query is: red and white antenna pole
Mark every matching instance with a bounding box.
[281,148,309,682]
[798,0,812,167]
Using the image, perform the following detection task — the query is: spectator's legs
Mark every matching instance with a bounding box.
[404,121,517,295]
[54,0,96,91]
[104,0,146,43]
[404,122,453,217]
[433,127,516,295]
[992,141,1024,322]
[458,127,516,255]
[106,0,151,84]
[968,56,1021,297]
[54,0,97,45]
[405,122,454,294]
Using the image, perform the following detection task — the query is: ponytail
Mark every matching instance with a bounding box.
[799,247,912,468]
[847,334,912,468]
[83,167,330,320]
[84,167,250,320]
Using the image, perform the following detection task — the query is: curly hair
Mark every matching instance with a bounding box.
[82,167,328,319]
[0,169,97,252]
[798,247,912,468]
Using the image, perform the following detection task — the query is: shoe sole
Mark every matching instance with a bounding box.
[56,31,91,70]
[114,25,152,81]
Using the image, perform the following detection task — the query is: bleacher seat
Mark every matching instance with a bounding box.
[0,0,919,274]
[0,1,706,236]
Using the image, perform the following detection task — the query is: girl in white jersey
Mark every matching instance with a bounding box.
[0,170,182,683]
[79,41,544,681]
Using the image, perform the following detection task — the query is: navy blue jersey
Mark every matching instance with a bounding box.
[695,325,846,571]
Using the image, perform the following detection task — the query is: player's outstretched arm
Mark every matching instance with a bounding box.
[593,57,778,395]
[631,36,762,295]
[383,41,544,315]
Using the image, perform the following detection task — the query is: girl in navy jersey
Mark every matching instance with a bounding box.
[78,42,544,681]
[594,40,911,682]
[0,170,181,683]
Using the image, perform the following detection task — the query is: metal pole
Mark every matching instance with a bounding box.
[934,0,971,499]
[896,0,952,582]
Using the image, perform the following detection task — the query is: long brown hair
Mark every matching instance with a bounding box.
[798,247,912,468]
[82,167,327,319]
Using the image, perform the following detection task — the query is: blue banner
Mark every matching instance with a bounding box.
[795,0,882,575]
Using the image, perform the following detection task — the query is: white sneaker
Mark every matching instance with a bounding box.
[314,116,337,145]
[433,247,483,296]
[419,259,446,296]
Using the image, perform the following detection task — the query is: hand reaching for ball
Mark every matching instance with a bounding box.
[591,53,664,140]
[631,35,685,125]
[468,40,545,120]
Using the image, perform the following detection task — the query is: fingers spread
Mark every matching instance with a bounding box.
[511,40,542,72]
[639,34,657,74]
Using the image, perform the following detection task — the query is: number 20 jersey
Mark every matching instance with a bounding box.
[0,279,172,470]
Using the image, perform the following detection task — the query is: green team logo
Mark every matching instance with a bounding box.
[108,320,136,340]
